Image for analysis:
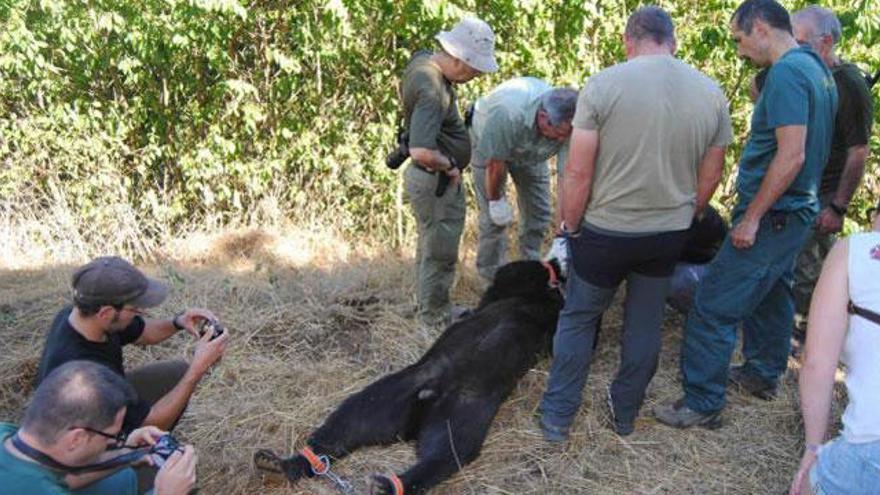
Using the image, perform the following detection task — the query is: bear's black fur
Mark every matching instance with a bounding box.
[257,259,563,494]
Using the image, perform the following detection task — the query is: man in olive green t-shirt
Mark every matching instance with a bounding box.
[399,17,498,327]
[538,6,733,440]
[790,6,874,339]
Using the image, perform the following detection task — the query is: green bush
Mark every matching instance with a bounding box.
[1,0,878,247]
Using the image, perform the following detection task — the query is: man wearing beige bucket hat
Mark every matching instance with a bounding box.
[34,256,229,437]
[399,17,498,327]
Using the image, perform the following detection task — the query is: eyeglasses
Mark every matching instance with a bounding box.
[74,425,128,449]
[119,306,150,318]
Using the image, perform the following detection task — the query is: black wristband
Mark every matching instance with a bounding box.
[828,202,847,216]
[172,311,186,331]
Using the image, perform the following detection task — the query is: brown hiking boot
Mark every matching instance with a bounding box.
[728,365,778,400]
[653,398,722,429]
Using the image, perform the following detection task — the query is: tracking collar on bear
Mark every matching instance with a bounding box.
[541,261,558,287]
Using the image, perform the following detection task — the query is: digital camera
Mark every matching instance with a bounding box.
[385,129,410,170]
[197,318,225,340]
[150,434,182,468]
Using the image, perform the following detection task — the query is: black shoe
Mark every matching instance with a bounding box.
[728,365,778,400]
[605,386,634,436]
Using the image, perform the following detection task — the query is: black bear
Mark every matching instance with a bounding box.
[254,259,563,494]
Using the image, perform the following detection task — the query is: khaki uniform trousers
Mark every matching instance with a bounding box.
[404,163,465,326]
[472,160,552,281]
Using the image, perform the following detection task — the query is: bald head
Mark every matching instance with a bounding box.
[21,360,135,444]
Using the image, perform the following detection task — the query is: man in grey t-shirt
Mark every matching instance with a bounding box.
[538,6,732,441]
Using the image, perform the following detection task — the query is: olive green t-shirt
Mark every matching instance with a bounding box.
[573,55,733,233]
[820,62,874,196]
[401,50,471,168]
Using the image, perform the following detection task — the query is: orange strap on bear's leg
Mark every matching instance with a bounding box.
[387,473,405,495]
[300,446,329,475]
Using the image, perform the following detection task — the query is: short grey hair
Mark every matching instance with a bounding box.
[540,88,578,126]
[22,361,136,444]
[625,5,675,46]
[793,6,841,44]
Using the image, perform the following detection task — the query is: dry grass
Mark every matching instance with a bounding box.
[0,222,834,495]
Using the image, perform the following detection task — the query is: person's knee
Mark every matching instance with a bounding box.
[166,360,189,382]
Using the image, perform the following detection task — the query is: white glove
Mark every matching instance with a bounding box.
[488,199,514,226]
[544,236,569,279]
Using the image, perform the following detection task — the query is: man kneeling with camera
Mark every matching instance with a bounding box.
[0,360,197,494]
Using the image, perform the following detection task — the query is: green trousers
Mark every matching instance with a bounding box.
[792,226,836,328]
[472,160,552,282]
[404,163,465,326]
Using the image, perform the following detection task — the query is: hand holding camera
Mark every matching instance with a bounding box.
[191,318,229,375]
[173,308,218,339]
[153,443,197,495]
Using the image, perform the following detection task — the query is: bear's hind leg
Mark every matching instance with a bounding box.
[373,397,498,494]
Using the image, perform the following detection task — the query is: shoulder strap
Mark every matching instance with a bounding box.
[11,434,150,474]
[848,300,880,326]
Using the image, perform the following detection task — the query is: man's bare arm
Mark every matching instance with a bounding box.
[695,146,726,216]
[730,125,806,249]
[409,147,454,172]
[832,144,869,208]
[484,158,507,201]
[561,128,599,232]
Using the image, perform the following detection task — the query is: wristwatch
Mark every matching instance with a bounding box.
[172,311,186,331]
[828,201,848,216]
[560,221,582,238]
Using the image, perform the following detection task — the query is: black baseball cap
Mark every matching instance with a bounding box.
[72,256,168,308]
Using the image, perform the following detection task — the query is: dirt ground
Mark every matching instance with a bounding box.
[0,226,823,494]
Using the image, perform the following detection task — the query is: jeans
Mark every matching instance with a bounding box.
[810,437,880,495]
[680,212,811,413]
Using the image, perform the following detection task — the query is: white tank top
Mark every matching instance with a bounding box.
[842,232,880,443]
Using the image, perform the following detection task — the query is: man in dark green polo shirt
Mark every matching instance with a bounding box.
[400,17,498,327]
[789,6,874,341]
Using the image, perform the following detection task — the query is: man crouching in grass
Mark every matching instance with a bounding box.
[35,256,228,435]
[1,360,198,494]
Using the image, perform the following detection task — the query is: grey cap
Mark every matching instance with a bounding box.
[436,17,499,73]
[72,256,168,308]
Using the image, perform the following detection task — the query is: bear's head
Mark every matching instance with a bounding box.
[477,259,564,310]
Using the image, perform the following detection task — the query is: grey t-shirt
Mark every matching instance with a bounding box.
[573,55,733,233]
